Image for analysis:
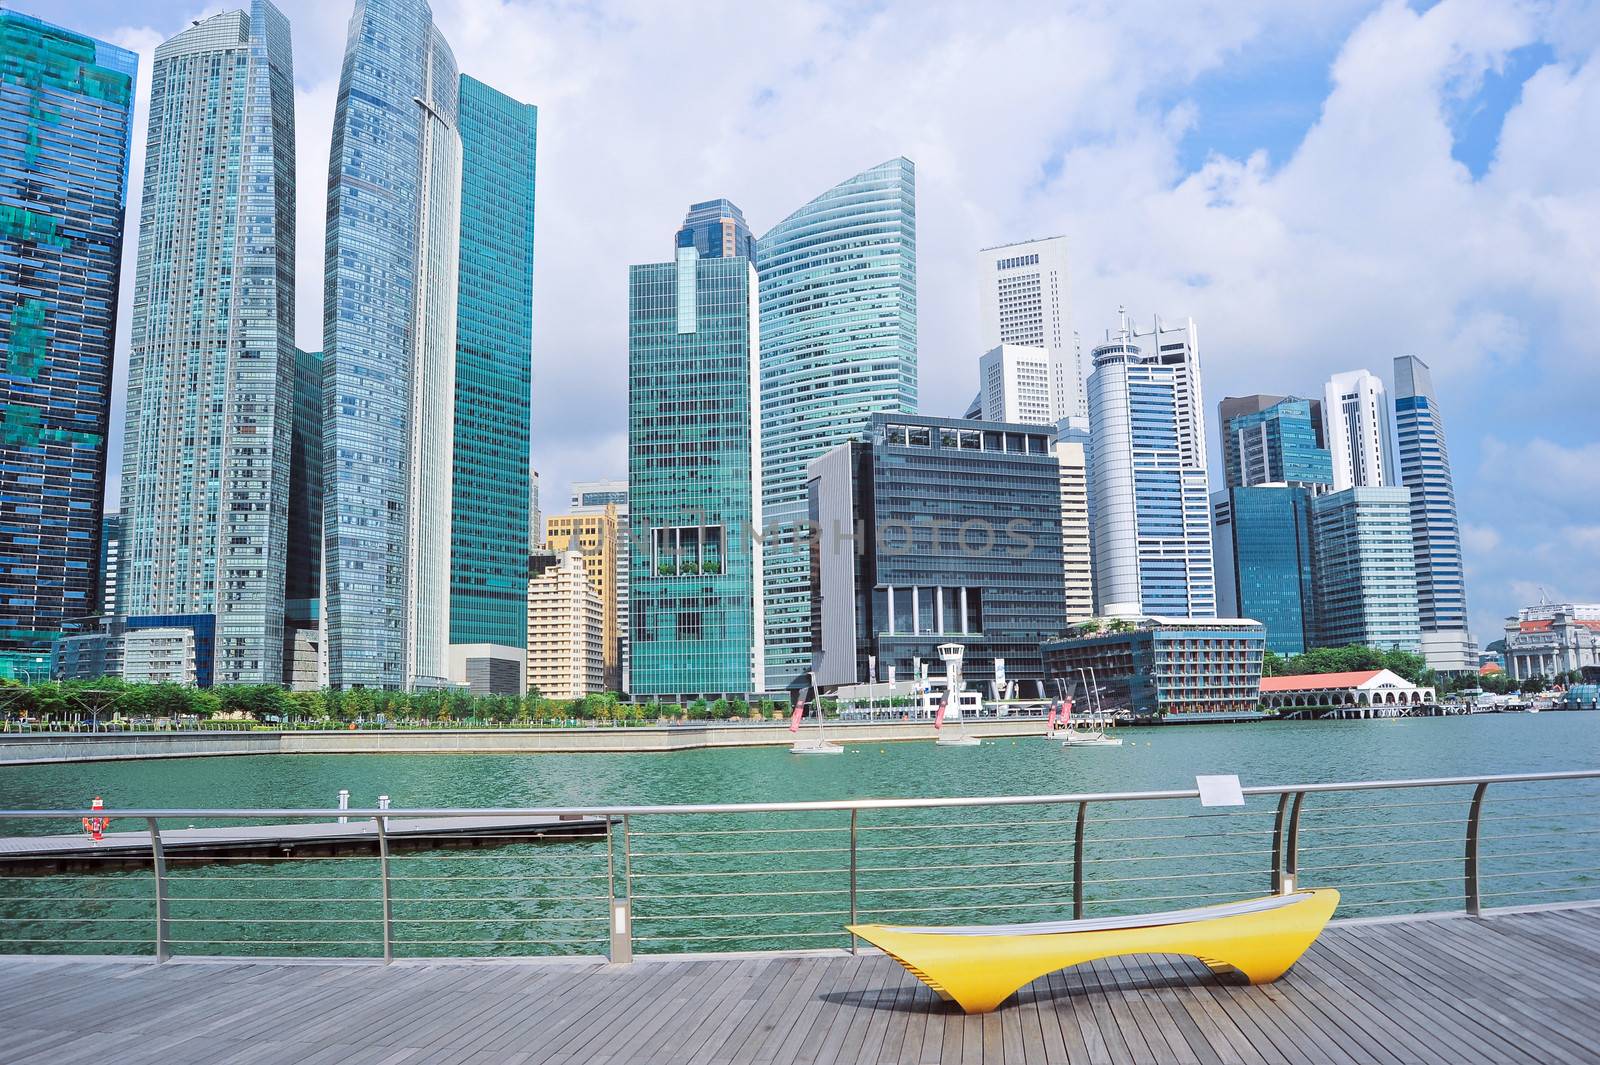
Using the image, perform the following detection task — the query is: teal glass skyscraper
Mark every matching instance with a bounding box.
[449,76,536,658]
[1212,486,1316,654]
[756,158,917,692]
[628,201,764,699]
[1219,395,1332,489]
[119,2,296,685]
[1310,486,1421,652]
[325,0,460,689]
[0,12,135,677]
[1393,354,1474,672]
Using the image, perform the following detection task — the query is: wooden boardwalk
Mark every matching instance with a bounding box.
[2,904,1596,1064]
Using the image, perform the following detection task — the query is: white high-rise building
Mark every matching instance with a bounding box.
[1054,418,1095,624]
[970,344,1082,426]
[570,479,630,691]
[526,551,605,699]
[974,237,1084,420]
[1086,314,1214,619]
[1323,369,1396,490]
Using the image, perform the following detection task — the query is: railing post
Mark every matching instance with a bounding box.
[1073,801,1087,919]
[374,814,394,963]
[610,814,633,963]
[1285,792,1306,893]
[1271,792,1291,894]
[849,809,859,955]
[146,817,169,963]
[1466,782,1489,916]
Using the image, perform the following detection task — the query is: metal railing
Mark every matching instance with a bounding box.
[1,769,1597,962]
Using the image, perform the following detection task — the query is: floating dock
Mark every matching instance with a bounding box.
[0,813,608,873]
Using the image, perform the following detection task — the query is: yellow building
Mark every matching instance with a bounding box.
[545,506,620,691]
[526,551,605,699]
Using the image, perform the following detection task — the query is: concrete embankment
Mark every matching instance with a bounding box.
[0,719,1054,765]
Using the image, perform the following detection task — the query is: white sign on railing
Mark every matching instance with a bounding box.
[1196,774,1245,807]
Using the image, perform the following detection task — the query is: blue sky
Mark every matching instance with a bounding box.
[68,0,1600,647]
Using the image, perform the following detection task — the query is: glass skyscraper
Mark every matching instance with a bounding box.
[449,76,536,655]
[1310,486,1421,652]
[1219,395,1332,489]
[119,2,296,685]
[0,12,135,677]
[628,202,764,699]
[285,346,322,683]
[1212,486,1316,655]
[1086,317,1215,619]
[1393,354,1474,671]
[324,0,460,689]
[756,158,917,692]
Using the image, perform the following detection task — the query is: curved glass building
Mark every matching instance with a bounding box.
[755,158,917,693]
[120,2,296,684]
[324,0,460,689]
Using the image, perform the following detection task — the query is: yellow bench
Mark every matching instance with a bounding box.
[847,888,1339,1013]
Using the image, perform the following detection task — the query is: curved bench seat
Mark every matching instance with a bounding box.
[847,888,1339,1014]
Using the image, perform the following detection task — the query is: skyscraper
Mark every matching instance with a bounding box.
[1212,486,1317,655]
[0,12,135,678]
[1323,369,1396,490]
[569,479,630,691]
[974,236,1082,420]
[1055,418,1094,624]
[629,201,764,699]
[1393,354,1474,672]
[756,158,916,692]
[1310,486,1421,652]
[449,76,536,679]
[1218,395,1332,489]
[285,347,322,688]
[120,2,296,685]
[545,508,619,691]
[324,0,460,689]
[969,345,1081,426]
[1086,315,1214,619]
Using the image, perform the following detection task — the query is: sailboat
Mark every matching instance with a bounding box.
[1062,668,1122,748]
[935,688,982,747]
[789,682,842,755]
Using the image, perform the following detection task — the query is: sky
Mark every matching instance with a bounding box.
[62,0,1600,648]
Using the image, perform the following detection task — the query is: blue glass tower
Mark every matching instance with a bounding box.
[1393,355,1473,669]
[756,158,917,692]
[0,12,135,678]
[1310,486,1421,652]
[120,2,297,685]
[1219,395,1332,489]
[1212,486,1316,654]
[449,76,536,655]
[628,202,763,699]
[324,0,460,689]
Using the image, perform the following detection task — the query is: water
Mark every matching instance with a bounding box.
[1,714,1595,959]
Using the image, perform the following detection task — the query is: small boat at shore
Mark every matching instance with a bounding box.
[789,679,844,754]
[1059,669,1123,748]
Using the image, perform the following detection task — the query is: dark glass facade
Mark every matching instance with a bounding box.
[809,414,1064,695]
[1215,485,1315,655]
[450,75,536,651]
[0,13,135,672]
[286,347,322,625]
[1040,619,1265,719]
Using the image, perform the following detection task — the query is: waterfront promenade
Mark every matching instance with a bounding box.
[3,903,1595,1064]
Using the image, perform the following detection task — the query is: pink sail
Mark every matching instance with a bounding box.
[789,697,806,733]
[934,694,947,730]
[1046,703,1058,730]
[1063,696,1073,728]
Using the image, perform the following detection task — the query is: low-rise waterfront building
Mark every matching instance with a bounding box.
[1503,604,1600,681]
[448,643,525,697]
[122,626,199,686]
[1258,669,1434,716]
[526,551,604,700]
[809,414,1064,698]
[1039,617,1265,721]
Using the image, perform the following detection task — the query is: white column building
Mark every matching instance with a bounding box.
[526,551,605,700]
[974,237,1083,421]
[1323,369,1397,490]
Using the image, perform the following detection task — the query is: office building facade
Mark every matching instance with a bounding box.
[1040,617,1266,720]
[98,514,126,617]
[284,347,323,688]
[973,236,1081,421]
[120,3,296,686]
[1502,604,1600,682]
[1055,419,1094,624]
[449,75,536,675]
[1086,318,1214,619]
[968,344,1081,426]
[809,414,1065,697]
[1219,395,1331,489]
[628,202,764,699]
[526,550,604,699]
[1310,486,1421,652]
[0,13,136,675]
[1212,485,1316,655]
[324,0,460,689]
[546,508,620,691]
[1323,369,1395,490]
[1393,354,1474,673]
[570,479,630,690]
[757,158,917,693]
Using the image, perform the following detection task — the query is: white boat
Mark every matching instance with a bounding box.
[789,675,845,755]
[790,739,845,755]
[1062,729,1123,748]
[937,732,983,747]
